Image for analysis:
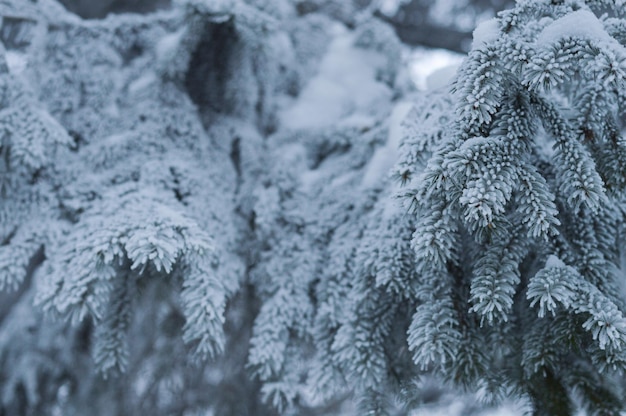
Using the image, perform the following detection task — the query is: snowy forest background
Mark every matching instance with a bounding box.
[3,0,626,415]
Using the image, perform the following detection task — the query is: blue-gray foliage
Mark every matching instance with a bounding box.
[396,0,626,413]
[2,0,626,415]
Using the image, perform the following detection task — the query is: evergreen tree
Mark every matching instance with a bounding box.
[4,0,626,415]
[0,0,408,414]
[0,0,286,414]
[395,0,626,413]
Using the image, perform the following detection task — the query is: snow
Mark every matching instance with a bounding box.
[545,254,566,269]
[280,25,391,130]
[536,9,625,55]
[426,64,460,90]
[12,0,626,413]
[472,18,500,48]
[156,27,186,65]
[379,0,409,15]
[458,135,493,152]
[410,399,465,416]
[338,113,376,130]
[362,101,413,188]
[128,72,157,94]
[480,405,524,416]
[182,0,234,16]
[6,51,27,74]
[410,398,526,416]
[409,48,465,90]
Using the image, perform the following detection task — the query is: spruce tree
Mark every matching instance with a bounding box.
[0,0,286,414]
[4,0,626,415]
[395,0,626,413]
[0,0,405,414]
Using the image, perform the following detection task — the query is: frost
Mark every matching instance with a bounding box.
[5,51,27,74]
[401,1,626,412]
[426,64,460,90]
[280,27,391,130]
[409,48,465,90]
[178,0,234,17]
[378,0,409,16]
[544,254,565,269]
[127,73,158,94]
[472,18,499,48]
[361,101,412,188]
[536,9,625,55]
[1,0,626,414]
[155,28,186,67]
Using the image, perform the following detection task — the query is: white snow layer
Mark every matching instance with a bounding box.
[6,51,27,74]
[545,254,566,269]
[537,9,624,54]
[156,27,186,64]
[379,0,410,16]
[409,48,465,90]
[410,398,525,416]
[426,64,460,90]
[280,26,391,130]
[472,18,500,47]
[362,101,413,189]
